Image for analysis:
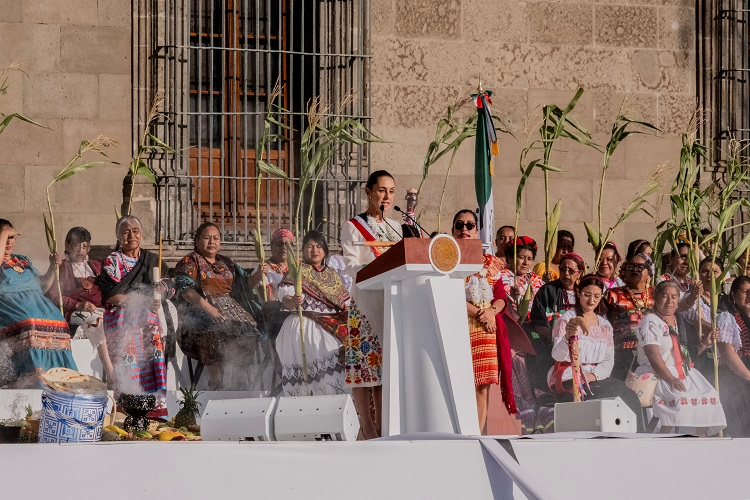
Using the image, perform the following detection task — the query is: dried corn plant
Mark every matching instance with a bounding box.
[121,91,174,217]
[44,136,118,312]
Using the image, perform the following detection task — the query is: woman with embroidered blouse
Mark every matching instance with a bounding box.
[719,276,750,437]
[636,280,726,436]
[498,236,544,322]
[0,219,77,388]
[174,222,264,390]
[595,242,624,291]
[548,274,643,430]
[277,231,349,396]
[452,209,517,433]
[341,169,403,439]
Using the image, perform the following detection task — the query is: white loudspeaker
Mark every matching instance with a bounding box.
[274,394,360,441]
[554,397,637,433]
[201,397,277,441]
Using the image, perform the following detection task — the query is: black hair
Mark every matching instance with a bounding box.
[65,227,92,246]
[365,170,394,190]
[496,225,514,237]
[193,222,221,251]
[730,275,750,296]
[670,242,690,258]
[505,241,537,261]
[0,219,12,230]
[557,229,575,247]
[452,209,478,225]
[302,230,329,260]
[573,274,606,316]
[626,239,652,261]
[700,256,724,273]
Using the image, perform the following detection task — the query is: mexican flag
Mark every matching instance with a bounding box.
[473,91,498,254]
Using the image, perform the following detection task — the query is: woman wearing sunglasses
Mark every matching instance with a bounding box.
[548,274,644,430]
[498,236,544,321]
[452,210,517,433]
[606,253,656,380]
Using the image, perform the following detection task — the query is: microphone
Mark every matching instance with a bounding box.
[380,204,403,240]
[394,205,431,237]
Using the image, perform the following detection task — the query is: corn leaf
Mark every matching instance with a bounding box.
[54,160,109,182]
[0,113,47,135]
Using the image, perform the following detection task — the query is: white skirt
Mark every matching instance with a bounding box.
[277,313,348,397]
[637,364,727,435]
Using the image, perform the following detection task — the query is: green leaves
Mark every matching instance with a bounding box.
[0,113,47,135]
[584,221,600,251]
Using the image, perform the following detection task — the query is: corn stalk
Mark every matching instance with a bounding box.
[584,113,660,265]
[253,80,285,302]
[122,91,174,217]
[44,136,118,313]
[0,65,46,135]
[515,88,596,284]
[256,95,382,392]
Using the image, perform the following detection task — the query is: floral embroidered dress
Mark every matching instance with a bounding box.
[340,213,402,387]
[636,313,726,435]
[0,254,77,388]
[98,250,169,416]
[277,263,350,396]
[174,252,261,368]
[607,286,655,349]
[498,268,543,319]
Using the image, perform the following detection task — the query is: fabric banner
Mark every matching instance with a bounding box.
[473,91,498,255]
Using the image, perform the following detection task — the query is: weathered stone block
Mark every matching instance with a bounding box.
[61,26,129,74]
[23,163,123,214]
[0,22,61,72]
[390,84,463,128]
[25,73,98,119]
[98,0,130,27]
[657,93,696,135]
[527,3,593,46]
[372,38,429,84]
[623,134,682,181]
[490,88,527,136]
[22,0,98,26]
[0,70,24,113]
[0,165,26,211]
[98,74,130,121]
[371,83,394,129]
[594,178,664,226]
[61,118,131,164]
[0,118,62,166]
[463,0,526,44]
[395,0,461,39]
[525,176,594,224]
[370,125,433,176]
[595,5,658,48]
[591,90,658,135]
[527,88,594,134]
[629,49,693,94]
[658,7,694,51]
[372,0,395,37]
[0,0,22,23]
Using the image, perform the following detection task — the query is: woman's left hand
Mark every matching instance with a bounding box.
[700,329,718,352]
[48,252,62,267]
[585,373,597,383]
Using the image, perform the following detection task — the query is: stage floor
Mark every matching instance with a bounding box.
[0,433,747,499]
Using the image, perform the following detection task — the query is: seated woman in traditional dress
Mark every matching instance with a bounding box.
[97,215,171,416]
[607,253,655,381]
[174,222,264,390]
[45,226,113,382]
[548,274,644,431]
[719,276,750,437]
[0,219,77,388]
[528,253,585,390]
[452,210,517,433]
[277,231,349,396]
[265,228,294,300]
[636,280,726,436]
[595,242,624,291]
[679,257,736,380]
[499,236,544,322]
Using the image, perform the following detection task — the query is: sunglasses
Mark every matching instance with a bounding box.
[559,266,580,275]
[625,263,648,272]
[453,221,476,231]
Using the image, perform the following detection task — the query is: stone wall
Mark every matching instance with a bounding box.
[369,0,695,266]
[0,0,131,265]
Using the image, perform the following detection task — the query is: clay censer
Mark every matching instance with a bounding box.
[117,394,156,432]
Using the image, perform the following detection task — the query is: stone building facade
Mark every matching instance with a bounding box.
[1,0,696,267]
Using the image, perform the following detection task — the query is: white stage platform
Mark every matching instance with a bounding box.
[1,433,748,499]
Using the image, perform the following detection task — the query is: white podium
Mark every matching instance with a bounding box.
[356,235,483,436]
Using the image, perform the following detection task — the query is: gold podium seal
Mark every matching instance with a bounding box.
[428,234,461,274]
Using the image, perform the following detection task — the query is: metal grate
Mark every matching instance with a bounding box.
[697,0,750,241]
[133,0,371,249]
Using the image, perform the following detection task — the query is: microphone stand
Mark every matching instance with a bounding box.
[380,204,404,239]
[394,205,431,237]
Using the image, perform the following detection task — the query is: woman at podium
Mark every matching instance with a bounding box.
[341,170,403,439]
